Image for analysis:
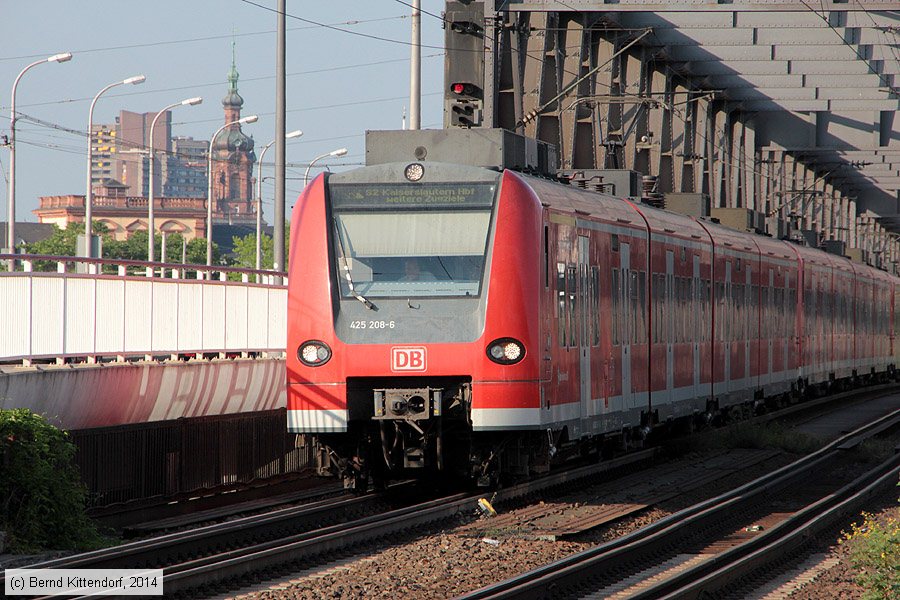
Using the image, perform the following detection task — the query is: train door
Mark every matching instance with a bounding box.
[620,243,633,413]
[665,250,675,407]
[693,255,701,400]
[578,236,591,426]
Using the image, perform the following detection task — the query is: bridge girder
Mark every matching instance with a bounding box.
[445,1,900,266]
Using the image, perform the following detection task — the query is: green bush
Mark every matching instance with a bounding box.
[841,485,900,600]
[0,409,105,553]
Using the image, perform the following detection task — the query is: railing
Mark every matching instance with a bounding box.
[72,408,314,507]
[0,254,288,364]
[40,195,209,211]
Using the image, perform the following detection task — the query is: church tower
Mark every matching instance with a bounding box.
[211,43,256,222]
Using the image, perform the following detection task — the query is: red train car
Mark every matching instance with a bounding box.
[287,133,898,488]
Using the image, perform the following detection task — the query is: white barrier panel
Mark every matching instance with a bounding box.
[0,270,287,362]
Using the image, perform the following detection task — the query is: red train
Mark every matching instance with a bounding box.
[287,131,898,488]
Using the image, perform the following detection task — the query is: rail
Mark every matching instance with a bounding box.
[0,253,288,363]
[460,406,900,599]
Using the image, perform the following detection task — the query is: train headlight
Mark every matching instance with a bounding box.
[486,338,525,365]
[298,340,332,366]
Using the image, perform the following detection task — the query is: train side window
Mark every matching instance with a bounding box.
[716,281,725,342]
[691,276,698,342]
[772,287,784,337]
[543,225,549,290]
[698,277,704,342]
[638,271,646,343]
[690,278,696,342]
[557,262,566,347]
[651,274,660,344]
[727,281,734,343]
[702,279,710,342]
[674,277,681,343]
[671,277,677,343]
[591,266,600,346]
[733,282,739,343]
[568,265,578,347]
[760,286,766,339]
[630,270,639,344]
[612,269,620,345]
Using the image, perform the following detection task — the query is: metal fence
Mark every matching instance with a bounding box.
[0,254,287,363]
[70,408,315,507]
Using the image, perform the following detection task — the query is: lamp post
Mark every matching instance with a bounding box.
[304,148,348,187]
[84,74,145,259]
[148,97,202,265]
[257,129,302,273]
[7,52,72,268]
[207,114,258,267]
[409,0,421,130]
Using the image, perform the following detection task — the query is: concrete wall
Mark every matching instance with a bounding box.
[0,358,286,430]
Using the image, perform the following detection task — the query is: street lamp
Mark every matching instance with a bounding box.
[304,148,348,187]
[207,114,258,267]
[84,74,146,259]
[257,129,302,272]
[7,52,72,268]
[148,97,202,264]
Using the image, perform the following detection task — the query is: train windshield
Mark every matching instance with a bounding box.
[329,182,497,298]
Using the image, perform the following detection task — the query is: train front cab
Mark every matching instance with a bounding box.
[287,164,546,485]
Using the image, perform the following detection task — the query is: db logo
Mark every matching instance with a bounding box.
[391,346,427,372]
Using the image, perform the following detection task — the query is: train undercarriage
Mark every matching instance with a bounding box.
[313,366,897,491]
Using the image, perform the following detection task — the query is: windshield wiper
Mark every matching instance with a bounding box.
[333,220,375,310]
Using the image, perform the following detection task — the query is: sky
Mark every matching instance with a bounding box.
[1,0,446,226]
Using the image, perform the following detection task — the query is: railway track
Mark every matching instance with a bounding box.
[8,449,656,598]
[157,449,657,597]
[5,386,894,598]
[0,489,391,595]
[459,407,900,600]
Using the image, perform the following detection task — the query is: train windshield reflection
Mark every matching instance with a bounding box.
[333,210,491,297]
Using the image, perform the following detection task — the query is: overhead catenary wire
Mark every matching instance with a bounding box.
[238,0,448,50]
[3,54,443,112]
[10,93,443,173]
[0,14,411,63]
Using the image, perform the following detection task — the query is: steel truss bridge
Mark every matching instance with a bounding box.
[443,0,899,267]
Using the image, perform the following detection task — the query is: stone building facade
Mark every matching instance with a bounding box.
[34,55,258,245]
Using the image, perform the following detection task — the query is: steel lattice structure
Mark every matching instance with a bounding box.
[443,1,900,267]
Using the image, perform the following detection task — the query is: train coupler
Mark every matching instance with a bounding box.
[373,387,443,421]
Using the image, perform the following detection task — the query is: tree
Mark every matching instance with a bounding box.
[230,223,290,271]
[24,221,107,257]
[0,409,106,552]
[104,230,150,261]
[23,224,218,267]
[186,237,215,265]
[23,222,109,271]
